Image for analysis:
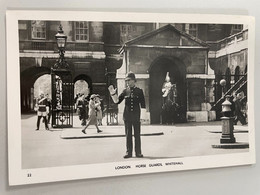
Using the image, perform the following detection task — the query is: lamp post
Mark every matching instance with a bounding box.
[54,24,69,69]
[51,24,73,128]
[220,79,226,97]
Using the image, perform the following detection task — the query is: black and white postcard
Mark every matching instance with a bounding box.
[6,10,255,185]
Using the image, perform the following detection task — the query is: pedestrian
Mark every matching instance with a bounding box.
[240,95,248,123]
[81,94,102,134]
[229,92,236,118]
[233,93,247,125]
[108,71,146,159]
[35,92,49,131]
[76,93,87,126]
[74,93,80,112]
[95,94,104,126]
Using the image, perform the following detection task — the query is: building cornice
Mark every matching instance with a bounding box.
[186,74,215,79]
[20,50,106,59]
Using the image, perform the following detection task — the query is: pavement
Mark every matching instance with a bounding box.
[21,114,250,169]
[60,125,164,139]
[57,114,248,139]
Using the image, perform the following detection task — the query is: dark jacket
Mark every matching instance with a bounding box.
[234,99,242,114]
[118,86,146,122]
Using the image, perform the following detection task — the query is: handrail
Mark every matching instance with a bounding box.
[206,29,248,51]
[211,73,247,110]
[235,80,247,94]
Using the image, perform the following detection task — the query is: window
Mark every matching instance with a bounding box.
[232,24,243,31]
[120,24,145,44]
[120,24,133,43]
[75,21,89,41]
[231,24,243,35]
[31,20,46,39]
[188,24,198,37]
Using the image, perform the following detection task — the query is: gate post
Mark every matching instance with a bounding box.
[51,24,74,128]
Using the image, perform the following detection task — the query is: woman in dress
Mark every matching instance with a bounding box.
[95,94,104,126]
[82,94,102,134]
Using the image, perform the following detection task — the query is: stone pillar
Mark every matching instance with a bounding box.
[212,97,249,149]
[220,117,236,143]
[220,96,236,143]
[116,52,127,124]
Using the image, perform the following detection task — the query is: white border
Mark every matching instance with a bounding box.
[6,10,256,186]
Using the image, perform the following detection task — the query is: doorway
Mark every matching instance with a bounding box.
[149,57,187,124]
[20,66,51,113]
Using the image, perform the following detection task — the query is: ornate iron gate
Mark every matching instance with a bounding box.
[105,72,118,125]
[51,24,74,128]
[51,69,74,128]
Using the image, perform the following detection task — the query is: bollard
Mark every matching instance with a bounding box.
[220,96,236,143]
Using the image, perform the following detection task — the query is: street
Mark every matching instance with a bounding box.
[21,114,249,169]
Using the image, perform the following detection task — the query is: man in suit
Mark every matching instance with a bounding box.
[233,93,247,125]
[108,72,146,158]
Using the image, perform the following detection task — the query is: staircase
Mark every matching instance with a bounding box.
[211,73,247,111]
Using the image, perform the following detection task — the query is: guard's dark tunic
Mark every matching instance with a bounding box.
[117,86,146,155]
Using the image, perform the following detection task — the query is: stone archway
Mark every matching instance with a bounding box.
[149,56,187,124]
[20,66,51,113]
[73,74,93,96]
[74,80,89,96]
[34,74,52,98]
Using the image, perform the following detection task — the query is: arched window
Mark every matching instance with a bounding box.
[31,20,46,39]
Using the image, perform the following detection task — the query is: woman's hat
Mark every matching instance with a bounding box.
[95,94,102,100]
[90,94,96,99]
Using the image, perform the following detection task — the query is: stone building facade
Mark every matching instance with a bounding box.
[116,24,214,124]
[19,20,106,113]
[19,20,247,124]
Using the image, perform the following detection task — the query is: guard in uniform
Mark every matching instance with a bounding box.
[35,93,49,130]
[108,72,146,158]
